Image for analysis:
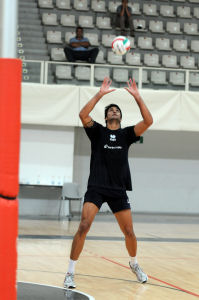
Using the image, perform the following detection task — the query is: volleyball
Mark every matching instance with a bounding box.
[112,36,131,56]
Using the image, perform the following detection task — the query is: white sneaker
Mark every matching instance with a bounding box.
[64,272,76,289]
[129,262,148,283]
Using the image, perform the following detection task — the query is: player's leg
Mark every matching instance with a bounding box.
[70,202,99,260]
[114,208,148,283]
[64,200,100,289]
[114,208,137,256]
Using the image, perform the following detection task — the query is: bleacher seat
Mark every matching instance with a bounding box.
[160,5,175,17]
[38,0,53,8]
[190,40,199,52]
[126,52,142,66]
[166,22,182,34]
[51,48,66,61]
[189,72,199,86]
[162,55,178,68]
[102,34,116,47]
[95,67,110,81]
[42,13,58,25]
[149,20,165,33]
[184,23,199,35]
[96,17,112,29]
[173,39,188,52]
[60,14,76,27]
[75,66,90,80]
[108,1,120,13]
[134,19,146,32]
[91,0,106,12]
[74,0,89,11]
[55,65,73,79]
[107,51,124,64]
[193,7,199,18]
[156,38,171,51]
[180,56,196,69]
[84,33,99,46]
[47,31,62,43]
[151,70,168,85]
[65,31,75,43]
[56,0,71,9]
[132,69,149,84]
[79,15,94,28]
[143,3,158,16]
[127,36,135,49]
[169,72,185,86]
[144,53,160,67]
[129,3,141,15]
[138,37,154,50]
[95,50,106,64]
[177,6,192,18]
[113,68,129,83]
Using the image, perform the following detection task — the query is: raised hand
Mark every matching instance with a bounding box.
[99,77,116,96]
[125,78,140,99]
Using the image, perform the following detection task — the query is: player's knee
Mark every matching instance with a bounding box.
[124,226,136,239]
[78,219,91,236]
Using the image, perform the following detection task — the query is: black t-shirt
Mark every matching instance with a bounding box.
[84,121,140,192]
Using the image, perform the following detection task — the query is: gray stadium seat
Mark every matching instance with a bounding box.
[177,6,192,18]
[180,56,196,69]
[102,34,116,47]
[91,0,106,12]
[143,3,158,16]
[55,65,73,79]
[125,52,142,66]
[95,67,110,81]
[113,68,129,83]
[169,72,185,86]
[149,20,165,33]
[47,31,62,43]
[190,40,199,52]
[166,22,182,34]
[151,70,168,85]
[138,37,154,50]
[189,72,199,86]
[162,55,178,68]
[75,66,90,80]
[38,0,53,8]
[96,17,112,29]
[144,53,160,67]
[132,69,149,84]
[60,14,76,27]
[42,13,58,25]
[107,51,124,64]
[56,0,71,9]
[156,38,171,51]
[108,1,120,13]
[51,48,66,61]
[184,23,199,35]
[79,15,94,28]
[173,39,188,52]
[74,0,89,11]
[160,5,175,17]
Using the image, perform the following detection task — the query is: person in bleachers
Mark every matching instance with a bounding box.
[64,26,99,63]
[116,0,134,36]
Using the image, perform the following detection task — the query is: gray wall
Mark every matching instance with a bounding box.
[73,127,199,214]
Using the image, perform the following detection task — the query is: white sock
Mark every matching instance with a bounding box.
[130,256,138,266]
[67,259,77,274]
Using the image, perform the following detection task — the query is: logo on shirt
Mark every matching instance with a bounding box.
[110,134,116,141]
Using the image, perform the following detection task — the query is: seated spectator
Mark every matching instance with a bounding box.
[64,26,99,63]
[116,0,134,36]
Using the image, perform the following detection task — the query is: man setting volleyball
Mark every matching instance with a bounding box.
[64,77,153,288]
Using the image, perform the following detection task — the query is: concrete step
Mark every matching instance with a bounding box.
[18,12,40,20]
[18,48,48,55]
[17,42,47,50]
[19,2,38,9]
[18,36,46,44]
[18,24,43,30]
[19,19,42,25]
[18,30,44,38]
[19,7,39,13]
[18,54,50,61]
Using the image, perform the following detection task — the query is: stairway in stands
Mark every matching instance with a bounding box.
[18,0,51,83]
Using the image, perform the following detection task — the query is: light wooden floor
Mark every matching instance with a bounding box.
[17,214,199,300]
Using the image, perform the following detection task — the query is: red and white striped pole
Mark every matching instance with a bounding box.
[0,1,22,299]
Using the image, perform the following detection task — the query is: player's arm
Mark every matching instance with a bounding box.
[79,77,116,127]
[125,78,153,136]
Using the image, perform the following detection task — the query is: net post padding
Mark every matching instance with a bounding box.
[0,58,22,198]
[0,58,21,300]
[0,198,18,299]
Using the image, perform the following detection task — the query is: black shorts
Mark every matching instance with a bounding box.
[84,187,131,213]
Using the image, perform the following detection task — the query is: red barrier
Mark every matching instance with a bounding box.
[0,58,21,300]
[0,58,22,198]
[0,198,18,299]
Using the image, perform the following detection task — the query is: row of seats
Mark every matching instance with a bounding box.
[54,65,199,87]
[46,30,199,53]
[38,0,199,14]
[42,13,199,35]
[50,47,199,69]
